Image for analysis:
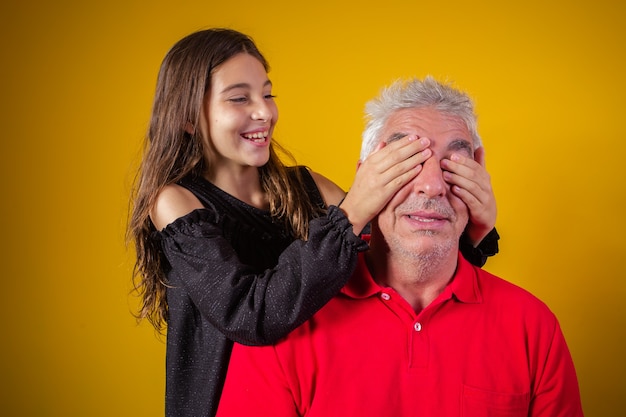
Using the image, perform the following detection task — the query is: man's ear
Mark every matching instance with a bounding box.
[473,146,486,167]
[356,160,363,170]
[185,122,195,135]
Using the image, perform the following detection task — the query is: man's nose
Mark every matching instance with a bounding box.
[413,157,446,198]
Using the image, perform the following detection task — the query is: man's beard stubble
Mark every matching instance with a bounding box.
[390,196,460,282]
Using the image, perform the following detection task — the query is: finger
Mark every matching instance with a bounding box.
[448,152,482,171]
[368,136,428,164]
[445,151,490,176]
[450,184,481,210]
[385,148,430,179]
[375,165,425,206]
[442,161,486,192]
[366,149,430,192]
[372,140,387,153]
[352,148,427,200]
[369,137,430,175]
[451,184,496,226]
[444,171,488,204]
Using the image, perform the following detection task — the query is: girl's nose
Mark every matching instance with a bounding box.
[251,100,271,122]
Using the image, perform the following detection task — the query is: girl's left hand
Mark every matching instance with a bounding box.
[441,146,496,247]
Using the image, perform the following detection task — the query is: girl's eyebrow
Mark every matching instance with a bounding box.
[220,80,272,94]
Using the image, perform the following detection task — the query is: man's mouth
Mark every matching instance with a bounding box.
[407,215,440,222]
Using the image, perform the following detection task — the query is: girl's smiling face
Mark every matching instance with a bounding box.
[200,53,278,175]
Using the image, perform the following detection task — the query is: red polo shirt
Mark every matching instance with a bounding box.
[217,253,583,417]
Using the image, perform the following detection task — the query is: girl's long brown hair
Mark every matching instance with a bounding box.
[127,29,322,332]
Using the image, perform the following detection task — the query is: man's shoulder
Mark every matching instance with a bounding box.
[474,267,556,320]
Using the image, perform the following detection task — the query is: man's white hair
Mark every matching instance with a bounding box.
[360,76,481,161]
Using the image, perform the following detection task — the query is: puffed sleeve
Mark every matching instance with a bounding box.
[159,205,368,346]
[459,227,500,267]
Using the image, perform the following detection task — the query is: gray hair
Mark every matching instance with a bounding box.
[360,76,481,161]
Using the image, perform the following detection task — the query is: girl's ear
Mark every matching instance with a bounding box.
[185,122,195,135]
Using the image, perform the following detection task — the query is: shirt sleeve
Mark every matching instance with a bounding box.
[216,342,297,417]
[159,204,368,346]
[529,318,584,417]
[459,227,500,267]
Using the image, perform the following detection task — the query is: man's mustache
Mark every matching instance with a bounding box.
[396,197,455,218]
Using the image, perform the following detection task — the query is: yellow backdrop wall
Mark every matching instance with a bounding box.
[1,0,624,415]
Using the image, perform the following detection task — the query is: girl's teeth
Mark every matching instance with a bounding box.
[244,131,268,139]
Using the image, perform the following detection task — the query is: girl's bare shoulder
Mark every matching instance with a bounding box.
[150,184,203,230]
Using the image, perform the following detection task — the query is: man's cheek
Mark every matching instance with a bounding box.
[391,182,415,204]
[451,196,470,219]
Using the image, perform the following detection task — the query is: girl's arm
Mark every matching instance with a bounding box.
[160,205,366,345]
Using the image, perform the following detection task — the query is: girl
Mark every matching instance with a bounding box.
[128,28,498,417]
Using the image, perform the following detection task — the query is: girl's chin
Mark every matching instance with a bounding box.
[249,154,271,167]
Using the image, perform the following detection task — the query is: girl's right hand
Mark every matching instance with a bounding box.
[339,135,432,235]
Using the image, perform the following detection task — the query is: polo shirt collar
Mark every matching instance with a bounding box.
[341,254,383,299]
[341,251,482,305]
[449,253,483,304]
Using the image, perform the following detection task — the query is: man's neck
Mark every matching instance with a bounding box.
[365,249,459,314]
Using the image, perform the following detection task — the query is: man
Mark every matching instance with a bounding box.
[215,77,584,417]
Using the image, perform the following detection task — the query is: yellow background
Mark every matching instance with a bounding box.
[1,0,624,415]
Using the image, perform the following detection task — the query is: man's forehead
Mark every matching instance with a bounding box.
[384,107,466,128]
[382,108,472,147]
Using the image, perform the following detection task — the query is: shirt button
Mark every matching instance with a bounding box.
[414,322,422,332]
[381,293,391,301]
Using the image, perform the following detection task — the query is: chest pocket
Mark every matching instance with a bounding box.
[462,384,529,417]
